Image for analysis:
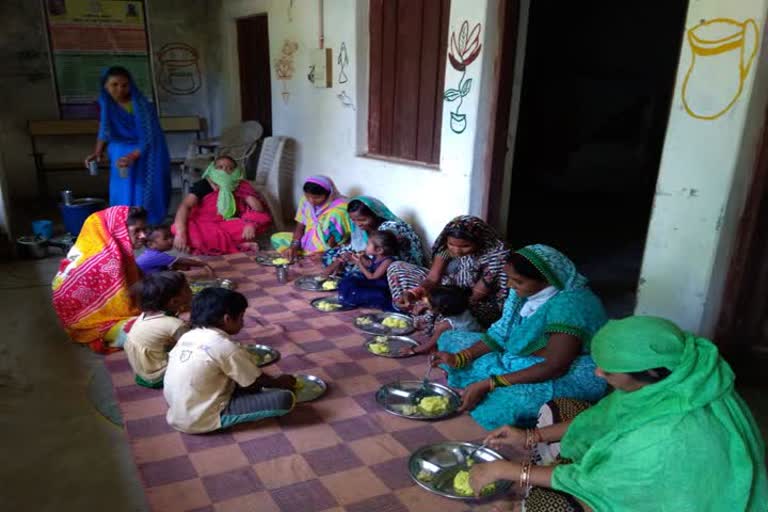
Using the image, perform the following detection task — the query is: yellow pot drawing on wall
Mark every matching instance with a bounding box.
[682,18,759,121]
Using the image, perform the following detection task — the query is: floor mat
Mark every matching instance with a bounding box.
[104,254,516,511]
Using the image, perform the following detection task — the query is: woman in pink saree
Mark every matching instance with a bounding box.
[173,156,271,255]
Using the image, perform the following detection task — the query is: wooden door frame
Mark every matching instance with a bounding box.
[715,100,768,366]
[236,13,273,135]
[480,0,521,229]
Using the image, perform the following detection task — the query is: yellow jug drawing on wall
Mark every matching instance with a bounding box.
[682,18,759,121]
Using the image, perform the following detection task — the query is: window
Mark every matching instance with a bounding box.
[368,0,450,165]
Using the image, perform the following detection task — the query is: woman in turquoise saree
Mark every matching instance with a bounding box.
[433,244,607,429]
[85,66,170,224]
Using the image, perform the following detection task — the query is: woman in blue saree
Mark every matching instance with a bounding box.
[85,66,170,224]
[433,244,608,430]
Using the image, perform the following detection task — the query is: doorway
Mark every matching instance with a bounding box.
[237,14,273,137]
[491,1,689,316]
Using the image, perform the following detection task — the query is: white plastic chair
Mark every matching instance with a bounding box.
[181,121,264,195]
[252,136,296,231]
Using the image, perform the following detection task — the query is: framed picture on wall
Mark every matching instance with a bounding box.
[42,0,156,119]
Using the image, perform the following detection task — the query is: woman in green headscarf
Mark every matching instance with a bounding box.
[172,156,272,255]
[467,316,768,511]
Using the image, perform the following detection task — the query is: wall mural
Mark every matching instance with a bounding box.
[337,42,350,84]
[443,21,482,134]
[682,18,759,121]
[156,43,202,95]
[274,39,299,103]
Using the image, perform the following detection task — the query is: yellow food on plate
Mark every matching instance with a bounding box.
[190,283,205,294]
[369,342,390,355]
[294,377,305,391]
[321,280,338,290]
[416,470,434,483]
[373,335,389,343]
[418,395,450,415]
[382,316,409,329]
[453,470,496,497]
[397,404,419,415]
[272,257,290,265]
[316,300,342,312]
[356,316,374,325]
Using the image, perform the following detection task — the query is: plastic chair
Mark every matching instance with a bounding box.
[252,136,296,231]
[181,121,264,195]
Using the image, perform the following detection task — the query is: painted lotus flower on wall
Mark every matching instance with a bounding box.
[444,21,482,134]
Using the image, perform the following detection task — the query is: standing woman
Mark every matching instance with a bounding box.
[85,66,171,224]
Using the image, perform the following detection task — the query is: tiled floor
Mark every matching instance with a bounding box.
[104,254,511,512]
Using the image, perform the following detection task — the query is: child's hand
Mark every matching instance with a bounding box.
[412,302,429,316]
[273,374,297,390]
[340,252,353,262]
[413,341,437,355]
[242,224,256,241]
[204,264,215,277]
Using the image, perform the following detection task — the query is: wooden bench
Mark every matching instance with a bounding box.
[28,116,206,198]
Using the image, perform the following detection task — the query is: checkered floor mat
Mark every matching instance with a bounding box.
[105,254,517,511]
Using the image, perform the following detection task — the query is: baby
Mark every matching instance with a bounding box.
[137,225,214,276]
[338,230,398,310]
[413,286,483,354]
[124,271,192,388]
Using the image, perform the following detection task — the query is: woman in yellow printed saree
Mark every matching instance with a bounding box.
[52,206,148,353]
[270,175,352,259]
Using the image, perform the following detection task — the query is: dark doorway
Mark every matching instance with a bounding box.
[492,1,689,316]
[237,14,273,136]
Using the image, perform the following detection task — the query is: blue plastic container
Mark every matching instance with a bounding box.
[31,219,53,239]
[59,198,106,236]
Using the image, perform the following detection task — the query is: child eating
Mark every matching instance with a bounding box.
[124,271,192,388]
[163,288,296,433]
[338,230,398,310]
[137,225,215,276]
[412,286,483,354]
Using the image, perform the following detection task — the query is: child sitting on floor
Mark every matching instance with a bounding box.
[137,225,215,276]
[163,288,296,434]
[338,230,398,310]
[124,271,192,388]
[412,285,483,354]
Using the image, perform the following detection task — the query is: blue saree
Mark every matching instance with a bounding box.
[438,244,608,429]
[98,72,170,224]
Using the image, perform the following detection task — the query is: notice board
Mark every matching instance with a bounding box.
[43,0,155,119]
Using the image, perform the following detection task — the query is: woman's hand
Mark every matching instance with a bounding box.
[204,264,215,277]
[483,425,527,451]
[469,461,507,496]
[458,379,491,413]
[84,152,104,169]
[242,224,256,241]
[116,156,132,168]
[412,340,437,355]
[285,245,298,262]
[173,232,189,252]
[432,351,458,368]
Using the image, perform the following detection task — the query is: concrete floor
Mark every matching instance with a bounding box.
[1,256,766,511]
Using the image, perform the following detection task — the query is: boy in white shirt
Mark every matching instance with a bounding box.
[164,288,296,433]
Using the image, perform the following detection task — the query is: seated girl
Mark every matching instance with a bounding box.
[163,288,296,434]
[124,271,192,388]
[323,196,427,276]
[338,231,398,310]
[433,244,608,429]
[172,156,271,255]
[412,286,483,355]
[270,176,352,260]
[468,317,768,511]
[137,225,214,276]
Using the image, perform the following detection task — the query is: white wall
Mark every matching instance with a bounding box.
[637,0,768,334]
[214,0,494,243]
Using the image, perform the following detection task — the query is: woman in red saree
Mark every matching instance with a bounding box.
[52,206,148,353]
[173,156,271,255]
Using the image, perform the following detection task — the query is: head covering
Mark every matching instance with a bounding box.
[202,161,244,219]
[348,196,399,251]
[431,215,503,258]
[515,244,587,290]
[551,316,768,511]
[303,175,344,220]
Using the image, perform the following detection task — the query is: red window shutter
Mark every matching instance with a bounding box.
[369,0,450,165]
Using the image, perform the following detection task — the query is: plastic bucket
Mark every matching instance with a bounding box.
[31,219,53,240]
[59,198,107,236]
[17,236,48,259]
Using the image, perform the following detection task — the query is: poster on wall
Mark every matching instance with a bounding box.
[43,0,155,119]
